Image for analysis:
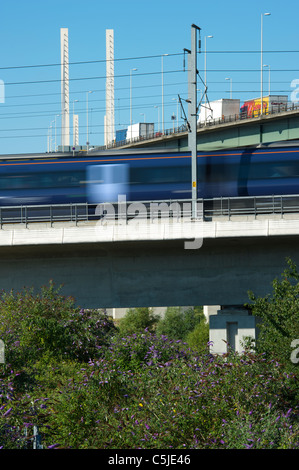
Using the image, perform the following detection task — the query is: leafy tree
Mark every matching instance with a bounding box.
[156,306,204,342]
[117,307,160,335]
[248,258,299,391]
[0,281,117,368]
[185,317,209,352]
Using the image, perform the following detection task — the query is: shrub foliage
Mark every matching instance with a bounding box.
[0,274,298,449]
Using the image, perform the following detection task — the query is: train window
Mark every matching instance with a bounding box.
[0,171,85,190]
[0,175,33,190]
[39,171,85,188]
[130,165,190,184]
[248,160,299,179]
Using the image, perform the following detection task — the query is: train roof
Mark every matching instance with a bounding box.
[1,140,299,162]
[0,147,183,161]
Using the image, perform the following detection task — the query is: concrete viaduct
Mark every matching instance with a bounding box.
[0,213,299,353]
[3,108,299,353]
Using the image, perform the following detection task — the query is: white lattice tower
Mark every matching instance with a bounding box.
[105,29,115,146]
[60,28,70,147]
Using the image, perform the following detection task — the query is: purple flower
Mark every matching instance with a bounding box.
[3,407,12,417]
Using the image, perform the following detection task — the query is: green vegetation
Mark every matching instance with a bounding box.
[247,257,299,402]
[0,262,298,449]
[117,307,160,335]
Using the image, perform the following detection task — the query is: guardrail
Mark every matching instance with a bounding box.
[0,203,90,227]
[203,194,299,219]
[99,101,299,150]
[1,194,299,227]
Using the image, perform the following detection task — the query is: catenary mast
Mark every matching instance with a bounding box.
[60,28,70,149]
[105,29,115,146]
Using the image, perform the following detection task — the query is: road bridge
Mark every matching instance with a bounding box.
[101,105,299,152]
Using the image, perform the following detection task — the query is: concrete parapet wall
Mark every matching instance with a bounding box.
[1,216,299,247]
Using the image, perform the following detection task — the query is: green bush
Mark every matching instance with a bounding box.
[117,307,160,335]
[0,281,117,368]
[156,306,205,342]
[248,258,299,400]
[0,279,297,449]
[37,338,298,449]
[185,319,209,352]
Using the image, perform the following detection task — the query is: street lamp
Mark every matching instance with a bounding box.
[49,120,54,152]
[204,35,213,123]
[54,114,60,152]
[140,113,145,123]
[261,13,271,115]
[154,105,160,133]
[86,91,93,153]
[161,54,169,134]
[130,68,137,140]
[263,64,271,96]
[47,125,51,153]
[225,77,232,99]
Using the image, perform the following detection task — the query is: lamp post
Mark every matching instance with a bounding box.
[263,64,271,96]
[130,68,137,140]
[261,13,271,115]
[54,114,60,152]
[154,105,160,133]
[225,77,232,99]
[86,91,93,152]
[161,54,169,134]
[204,35,213,123]
[50,120,54,152]
[47,125,51,153]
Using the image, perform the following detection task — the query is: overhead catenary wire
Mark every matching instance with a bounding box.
[0,53,183,71]
[0,87,293,118]
[0,48,297,148]
[1,79,291,102]
[0,49,298,71]
[4,68,299,88]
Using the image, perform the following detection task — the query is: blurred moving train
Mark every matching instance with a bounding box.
[1,142,299,206]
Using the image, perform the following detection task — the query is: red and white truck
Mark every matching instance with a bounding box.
[240,95,288,118]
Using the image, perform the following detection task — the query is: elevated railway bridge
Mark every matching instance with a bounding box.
[2,105,299,353]
[0,195,299,354]
[91,102,299,154]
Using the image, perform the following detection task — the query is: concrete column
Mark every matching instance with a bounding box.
[207,305,258,354]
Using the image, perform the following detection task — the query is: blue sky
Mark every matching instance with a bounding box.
[0,0,299,154]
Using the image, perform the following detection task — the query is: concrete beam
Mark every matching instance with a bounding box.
[0,235,298,309]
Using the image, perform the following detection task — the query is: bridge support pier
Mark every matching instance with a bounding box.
[204,305,259,354]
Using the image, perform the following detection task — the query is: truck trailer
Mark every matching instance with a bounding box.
[240,95,288,118]
[198,99,240,123]
[127,123,154,141]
